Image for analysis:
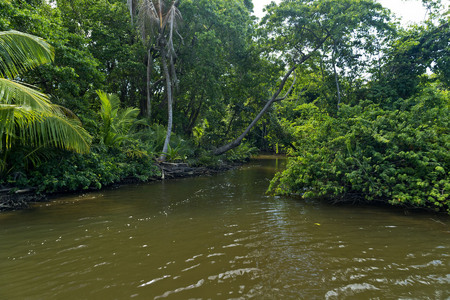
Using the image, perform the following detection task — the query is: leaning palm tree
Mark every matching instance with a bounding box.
[0,30,91,172]
[127,0,182,161]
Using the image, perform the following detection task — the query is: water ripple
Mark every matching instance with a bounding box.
[154,279,205,299]
[139,275,171,288]
[0,158,449,299]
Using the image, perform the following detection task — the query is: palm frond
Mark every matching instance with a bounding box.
[97,90,114,141]
[0,78,53,111]
[164,2,182,55]
[97,90,120,123]
[0,30,91,172]
[0,104,18,150]
[16,109,91,154]
[0,104,91,154]
[137,0,160,43]
[53,104,82,125]
[22,145,57,171]
[96,90,142,147]
[108,92,121,110]
[115,107,141,134]
[0,30,54,79]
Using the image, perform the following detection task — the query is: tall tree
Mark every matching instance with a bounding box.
[175,0,258,140]
[370,13,449,101]
[128,0,182,161]
[214,0,391,155]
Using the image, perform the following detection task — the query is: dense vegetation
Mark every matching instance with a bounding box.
[0,0,448,212]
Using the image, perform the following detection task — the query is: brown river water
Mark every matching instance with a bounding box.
[0,156,449,299]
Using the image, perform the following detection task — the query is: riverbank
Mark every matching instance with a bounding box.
[0,161,239,211]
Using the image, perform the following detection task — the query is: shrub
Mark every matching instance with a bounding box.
[269,87,450,213]
[225,142,258,162]
[5,147,159,193]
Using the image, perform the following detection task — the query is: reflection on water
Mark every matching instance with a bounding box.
[0,156,449,299]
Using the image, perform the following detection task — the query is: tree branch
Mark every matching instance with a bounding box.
[213,65,297,155]
[213,33,331,156]
[273,71,296,102]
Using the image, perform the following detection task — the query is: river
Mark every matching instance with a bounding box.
[0,156,449,299]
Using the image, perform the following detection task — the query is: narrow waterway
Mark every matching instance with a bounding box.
[0,156,449,299]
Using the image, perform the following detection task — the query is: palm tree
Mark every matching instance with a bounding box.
[96,90,141,147]
[127,0,182,161]
[0,30,91,172]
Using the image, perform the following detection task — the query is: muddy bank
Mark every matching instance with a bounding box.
[0,189,46,210]
[0,162,238,211]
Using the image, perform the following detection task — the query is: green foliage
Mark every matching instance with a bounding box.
[164,135,195,162]
[269,87,450,212]
[188,142,256,167]
[0,0,138,116]
[96,90,142,147]
[133,124,167,154]
[225,142,258,162]
[0,30,54,79]
[176,0,265,143]
[191,149,223,168]
[6,147,159,193]
[130,123,195,162]
[368,16,449,102]
[0,30,91,174]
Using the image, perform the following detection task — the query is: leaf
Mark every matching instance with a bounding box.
[0,30,54,79]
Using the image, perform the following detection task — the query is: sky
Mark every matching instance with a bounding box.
[253,0,450,25]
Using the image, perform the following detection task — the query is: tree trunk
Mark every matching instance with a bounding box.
[159,46,173,161]
[213,65,297,155]
[186,101,203,136]
[212,33,331,156]
[186,89,205,135]
[224,109,238,138]
[146,48,152,119]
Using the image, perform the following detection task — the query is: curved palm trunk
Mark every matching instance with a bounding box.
[159,46,173,161]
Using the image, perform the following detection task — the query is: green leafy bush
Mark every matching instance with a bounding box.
[269,87,449,213]
[192,151,223,168]
[132,124,195,162]
[225,142,258,162]
[6,147,159,193]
